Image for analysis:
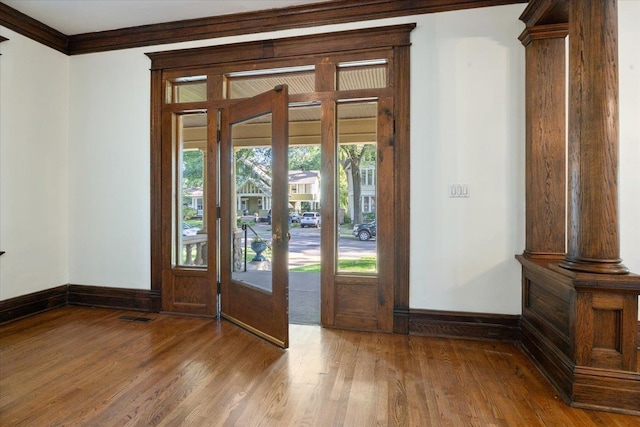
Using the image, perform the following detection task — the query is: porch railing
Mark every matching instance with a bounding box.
[182,234,207,266]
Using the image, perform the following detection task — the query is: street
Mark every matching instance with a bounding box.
[246,223,376,268]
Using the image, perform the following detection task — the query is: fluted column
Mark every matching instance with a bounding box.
[560,0,628,274]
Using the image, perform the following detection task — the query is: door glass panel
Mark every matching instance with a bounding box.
[230,113,274,293]
[337,102,377,273]
[227,67,315,99]
[175,112,207,267]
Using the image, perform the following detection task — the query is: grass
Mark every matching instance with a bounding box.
[290,257,376,273]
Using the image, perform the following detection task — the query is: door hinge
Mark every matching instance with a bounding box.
[217,129,221,144]
[217,281,221,294]
[217,206,221,218]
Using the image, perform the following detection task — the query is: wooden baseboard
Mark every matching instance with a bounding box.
[0,285,68,324]
[0,284,160,324]
[573,366,640,416]
[68,284,160,312]
[393,306,410,334]
[2,286,637,348]
[409,309,520,342]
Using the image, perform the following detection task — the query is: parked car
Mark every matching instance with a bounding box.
[300,212,321,228]
[267,210,300,224]
[183,222,199,236]
[353,220,376,241]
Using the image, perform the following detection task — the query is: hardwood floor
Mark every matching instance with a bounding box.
[1,307,638,426]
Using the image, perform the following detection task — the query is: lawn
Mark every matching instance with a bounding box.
[290,257,376,273]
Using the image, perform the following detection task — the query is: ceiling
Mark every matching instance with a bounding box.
[2,0,331,35]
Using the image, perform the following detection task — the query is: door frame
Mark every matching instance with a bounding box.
[147,24,413,333]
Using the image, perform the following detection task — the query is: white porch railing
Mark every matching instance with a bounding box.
[182,234,207,266]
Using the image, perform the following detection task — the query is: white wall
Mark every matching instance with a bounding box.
[67,50,151,288]
[2,3,639,318]
[0,29,69,299]
[619,0,640,276]
[409,6,526,314]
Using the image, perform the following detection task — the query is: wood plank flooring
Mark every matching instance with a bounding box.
[1,307,638,426]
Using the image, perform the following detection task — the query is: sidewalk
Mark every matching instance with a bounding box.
[232,266,320,325]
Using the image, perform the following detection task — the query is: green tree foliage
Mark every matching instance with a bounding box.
[235,147,272,186]
[339,144,375,224]
[182,150,203,188]
[289,146,321,171]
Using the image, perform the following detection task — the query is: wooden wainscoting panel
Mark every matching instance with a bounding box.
[333,277,378,331]
[520,257,575,359]
[520,316,575,404]
[161,270,215,317]
[409,309,520,341]
[575,291,638,371]
[0,285,67,324]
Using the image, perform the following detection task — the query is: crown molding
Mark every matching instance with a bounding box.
[519,0,568,27]
[0,2,68,53]
[0,0,526,56]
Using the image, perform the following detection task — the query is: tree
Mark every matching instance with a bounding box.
[289,146,321,171]
[339,144,375,224]
[235,147,273,187]
[182,150,204,188]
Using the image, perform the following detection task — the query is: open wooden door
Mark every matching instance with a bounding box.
[219,86,290,348]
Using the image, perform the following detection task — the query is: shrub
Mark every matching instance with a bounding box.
[183,206,197,220]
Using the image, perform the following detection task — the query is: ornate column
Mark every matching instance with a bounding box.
[517,0,640,415]
[559,0,627,274]
[519,23,568,259]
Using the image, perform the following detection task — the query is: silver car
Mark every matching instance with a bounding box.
[300,212,321,228]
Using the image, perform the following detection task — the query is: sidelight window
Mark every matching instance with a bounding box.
[173,112,208,267]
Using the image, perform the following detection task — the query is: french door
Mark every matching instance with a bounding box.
[150,25,412,339]
[220,87,290,348]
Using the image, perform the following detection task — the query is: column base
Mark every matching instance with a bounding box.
[559,259,629,275]
[517,255,640,415]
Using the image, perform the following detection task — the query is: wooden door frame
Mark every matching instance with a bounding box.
[147,24,413,333]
